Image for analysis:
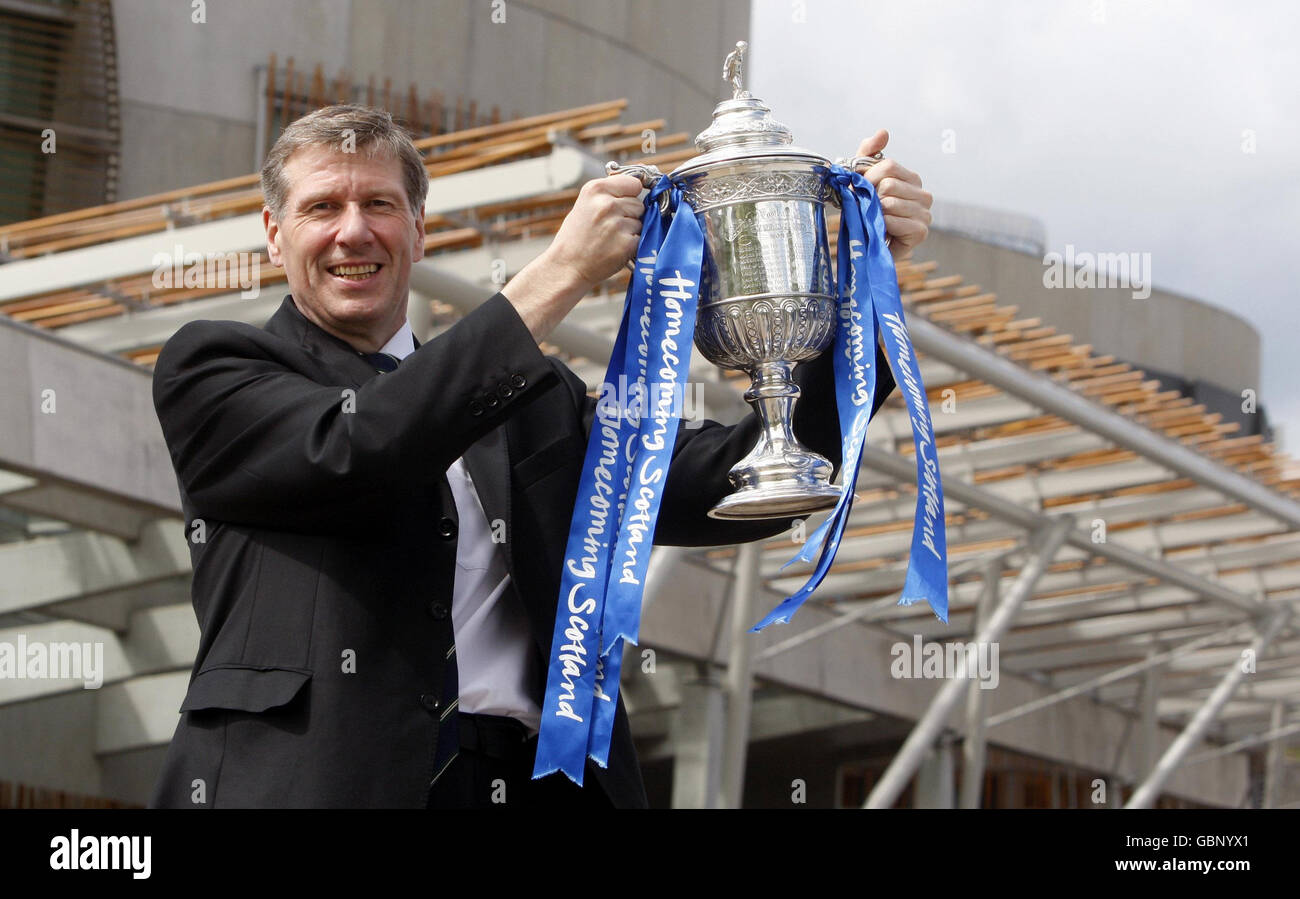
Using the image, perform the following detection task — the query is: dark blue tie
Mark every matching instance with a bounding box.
[361,351,400,373]
[430,643,460,788]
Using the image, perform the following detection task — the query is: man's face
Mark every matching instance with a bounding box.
[264,144,424,350]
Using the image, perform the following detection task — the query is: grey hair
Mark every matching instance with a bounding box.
[260,104,429,223]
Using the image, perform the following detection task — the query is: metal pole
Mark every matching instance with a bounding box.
[1264,701,1288,809]
[984,623,1252,728]
[859,446,1260,615]
[905,313,1300,530]
[915,733,957,808]
[253,65,268,170]
[959,558,1001,809]
[1126,607,1291,808]
[407,288,434,344]
[670,662,726,809]
[754,553,1009,663]
[864,516,1073,809]
[1138,650,1161,781]
[720,541,762,809]
[1184,721,1300,767]
[640,545,686,614]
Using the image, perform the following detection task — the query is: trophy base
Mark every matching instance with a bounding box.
[704,357,844,520]
[707,448,843,520]
[707,480,842,520]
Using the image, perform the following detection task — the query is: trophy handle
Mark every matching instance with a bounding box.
[833,152,891,249]
[604,160,663,188]
[839,152,885,171]
[605,161,671,270]
[605,161,670,215]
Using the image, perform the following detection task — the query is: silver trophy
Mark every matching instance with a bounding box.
[608,41,880,520]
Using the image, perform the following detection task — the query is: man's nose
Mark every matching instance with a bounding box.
[335,203,374,245]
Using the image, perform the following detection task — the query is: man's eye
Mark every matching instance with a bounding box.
[372,199,391,207]
[311,202,332,210]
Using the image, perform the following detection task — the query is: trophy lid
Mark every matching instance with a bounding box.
[673,41,828,176]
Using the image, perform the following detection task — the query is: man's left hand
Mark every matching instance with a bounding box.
[855,129,933,263]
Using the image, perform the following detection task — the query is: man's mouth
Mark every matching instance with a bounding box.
[327,263,382,282]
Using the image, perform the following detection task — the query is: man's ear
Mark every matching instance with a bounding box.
[264,206,282,267]
[412,204,425,264]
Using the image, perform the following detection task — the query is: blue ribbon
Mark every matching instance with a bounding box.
[534,178,704,784]
[535,163,949,786]
[750,165,948,629]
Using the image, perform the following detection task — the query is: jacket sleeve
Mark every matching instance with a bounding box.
[557,338,897,548]
[152,292,556,529]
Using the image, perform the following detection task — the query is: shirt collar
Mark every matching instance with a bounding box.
[377,321,415,361]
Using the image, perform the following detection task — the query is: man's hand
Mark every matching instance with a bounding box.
[856,129,933,262]
[501,174,643,342]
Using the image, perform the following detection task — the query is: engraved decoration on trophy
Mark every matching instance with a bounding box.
[608,40,884,520]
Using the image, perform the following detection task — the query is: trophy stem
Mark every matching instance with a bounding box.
[707,360,842,520]
[749,360,801,457]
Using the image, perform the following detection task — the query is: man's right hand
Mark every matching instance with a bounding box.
[501,174,644,342]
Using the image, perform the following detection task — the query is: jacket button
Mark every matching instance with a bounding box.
[429,601,449,620]
[469,400,485,416]
[509,373,526,389]
[420,693,440,712]
[498,383,514,399]
[437,517,457,539]
[485,394,500,409]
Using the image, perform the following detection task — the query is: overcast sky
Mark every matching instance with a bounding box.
[751,0,1299,449]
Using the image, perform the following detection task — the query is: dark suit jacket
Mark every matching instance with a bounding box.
[147,291,895,808]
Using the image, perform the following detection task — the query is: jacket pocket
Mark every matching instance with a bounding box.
[180,663,312,714]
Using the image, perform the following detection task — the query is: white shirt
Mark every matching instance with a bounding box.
[378,322,543,735]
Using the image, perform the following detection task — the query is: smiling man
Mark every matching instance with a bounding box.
[148,104,928,809]
[264,142,421,352]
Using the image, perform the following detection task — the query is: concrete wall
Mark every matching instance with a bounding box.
[0,318,178,530]
[111,0,750,198]
[915,230,1262,399]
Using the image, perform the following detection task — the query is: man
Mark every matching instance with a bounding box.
[149,104,931,808]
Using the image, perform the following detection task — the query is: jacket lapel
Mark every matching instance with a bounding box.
[264,294,515,581]
[462,426,513,577]
[463,426,548,669]
[264,294,381,388]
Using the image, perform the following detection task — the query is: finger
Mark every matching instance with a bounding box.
[616,233,640,262]
[856,129,889,158]
[603,174,645,198]
[616,197,647,219]
[865,157,922,189]
[879,196,933,226]
[875,178,933,207]
[882,214,928,245]
[611,213,642,237]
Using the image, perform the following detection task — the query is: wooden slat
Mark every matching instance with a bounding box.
[413,99,626,152]
[575,118,666,140]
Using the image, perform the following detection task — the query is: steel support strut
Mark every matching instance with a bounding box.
[983,623,1253,729]
[1125,607,1291,808]
[863,516,1073,809]
[719,542,762,809]
[959,558,1001,808]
